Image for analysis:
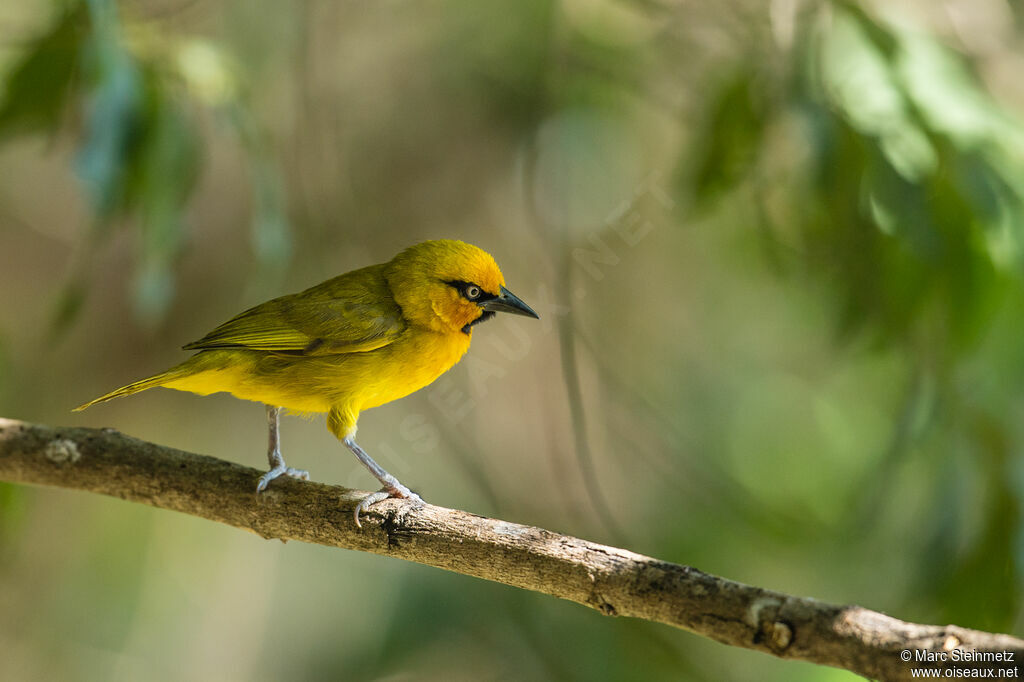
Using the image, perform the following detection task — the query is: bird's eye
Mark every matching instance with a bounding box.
[465,285,481,300]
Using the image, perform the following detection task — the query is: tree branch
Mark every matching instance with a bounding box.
[1,417,1019,681]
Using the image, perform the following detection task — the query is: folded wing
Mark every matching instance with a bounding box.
[182,264,405,356]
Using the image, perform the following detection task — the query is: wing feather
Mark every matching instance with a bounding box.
[182,264,404,355]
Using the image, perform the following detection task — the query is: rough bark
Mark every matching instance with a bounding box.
[0,417,1020,681]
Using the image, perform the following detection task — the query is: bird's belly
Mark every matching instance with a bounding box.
[165,360,334,413]
[164,330,470,415]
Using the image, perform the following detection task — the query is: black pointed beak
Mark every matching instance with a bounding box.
[480,286,540,319]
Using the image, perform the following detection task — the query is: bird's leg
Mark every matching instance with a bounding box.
[256,405,310,492]
[343,436,424,527]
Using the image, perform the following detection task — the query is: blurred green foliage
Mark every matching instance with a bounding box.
[688,1,1023,634]
[0,3,84,137]
[0,0,288,329]
[1,1,1022,680]
[693,3,1024,356]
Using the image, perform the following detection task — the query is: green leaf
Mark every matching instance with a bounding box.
[74,4,143,217]
[0,2,86,139]
[127,74,200,325]
[689,72,767,205]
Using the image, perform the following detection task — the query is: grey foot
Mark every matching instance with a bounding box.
[354,486,424,528]
[256,465,310,492]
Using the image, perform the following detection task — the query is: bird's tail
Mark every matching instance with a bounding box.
[73,367,188,411]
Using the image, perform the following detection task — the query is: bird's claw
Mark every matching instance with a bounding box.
[256,465,310,492]
[353,486,424,528]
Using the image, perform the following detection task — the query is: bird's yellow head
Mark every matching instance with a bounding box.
[385,240,539,334]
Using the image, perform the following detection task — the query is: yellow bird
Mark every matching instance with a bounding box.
[75,239,539,525]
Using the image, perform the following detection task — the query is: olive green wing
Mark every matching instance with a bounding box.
[182,264,405,355]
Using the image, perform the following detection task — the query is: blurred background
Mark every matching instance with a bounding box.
[2,0,1023,680]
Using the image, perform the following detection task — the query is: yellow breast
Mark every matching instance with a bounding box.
[350,328,472,411]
